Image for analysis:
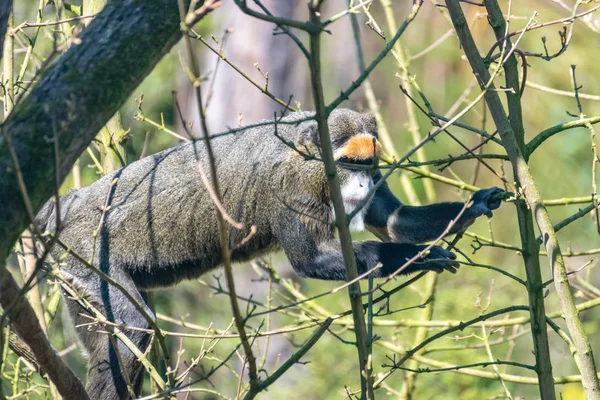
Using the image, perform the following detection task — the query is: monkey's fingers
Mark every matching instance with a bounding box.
[489,189,513,203]
[439,259,460,274]
[423,258,460,274]
[443,262,460,274]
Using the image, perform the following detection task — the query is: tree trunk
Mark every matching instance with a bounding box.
[0,1,216,398]
[0,0,202,260]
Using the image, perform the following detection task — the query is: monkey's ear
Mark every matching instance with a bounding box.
[362,112,378,134]
[297,120,319,148]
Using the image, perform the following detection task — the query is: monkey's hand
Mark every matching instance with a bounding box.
[395,245,460,275]
[469,187,505,218]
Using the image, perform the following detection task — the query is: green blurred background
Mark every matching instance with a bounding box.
[6,1,600,399]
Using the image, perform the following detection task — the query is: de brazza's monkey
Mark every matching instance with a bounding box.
[35,108,502,399]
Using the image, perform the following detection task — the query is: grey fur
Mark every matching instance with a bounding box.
[36,109,503,399]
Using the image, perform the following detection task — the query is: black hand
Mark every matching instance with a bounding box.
[419,245,459,274]
[471,186,505,218]
[393,245,460,275]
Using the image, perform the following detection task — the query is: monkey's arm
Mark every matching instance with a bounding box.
[365,172,503,244]
[273,214,458,281]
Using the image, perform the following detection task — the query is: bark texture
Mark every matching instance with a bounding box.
[0,1,214,398]
[0,0,190,260]
[0,266,90,399]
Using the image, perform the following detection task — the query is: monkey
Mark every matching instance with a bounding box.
[34,108,503,399]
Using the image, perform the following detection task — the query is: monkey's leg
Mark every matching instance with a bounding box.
[64,270,153,400]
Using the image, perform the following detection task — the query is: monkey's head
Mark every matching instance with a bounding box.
[298,108,391,168]
[296,109,390,231]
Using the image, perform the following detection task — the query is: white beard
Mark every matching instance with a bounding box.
[340,172,374,232]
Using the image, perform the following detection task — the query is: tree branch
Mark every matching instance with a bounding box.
[0,264,89,399]
[0,0,215,262]
[0,0,217,397]
[446,1,600,397]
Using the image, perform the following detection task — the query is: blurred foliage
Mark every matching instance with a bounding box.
[3,1,600,399]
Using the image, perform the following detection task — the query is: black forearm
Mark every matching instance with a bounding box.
[388,202,477,244]
[290,240,439,281]
[364,172,501,245]
[355,241,438,276]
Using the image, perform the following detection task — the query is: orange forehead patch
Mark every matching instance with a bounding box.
[337,134,381,160]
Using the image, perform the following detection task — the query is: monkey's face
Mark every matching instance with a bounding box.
[295,109,385,230]
[327,110,381,231]
[328,109,381,167]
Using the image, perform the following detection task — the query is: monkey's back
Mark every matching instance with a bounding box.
[39,112,328,288]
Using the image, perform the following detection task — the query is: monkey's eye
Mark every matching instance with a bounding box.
[332,136,350,147]
[337,155,377,168]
